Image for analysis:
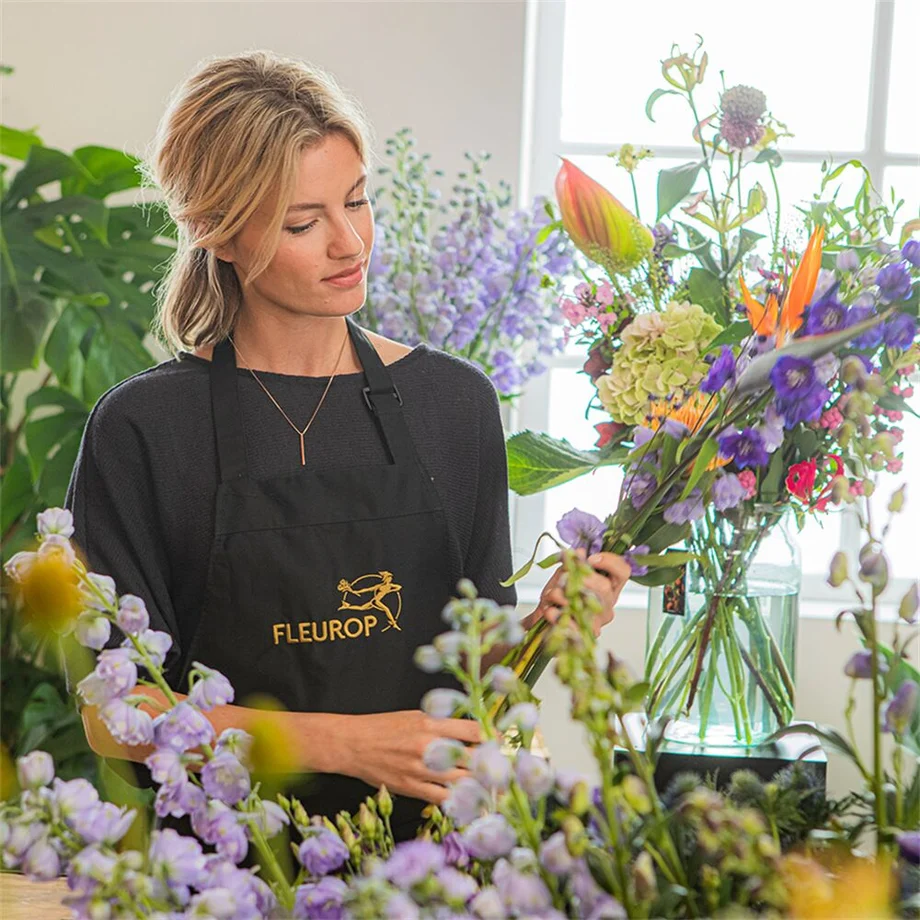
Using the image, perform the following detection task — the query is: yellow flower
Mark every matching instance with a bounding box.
[781,852,894,919]
[16,547,83,635]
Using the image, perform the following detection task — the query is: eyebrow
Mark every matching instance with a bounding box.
[287,174,368,213]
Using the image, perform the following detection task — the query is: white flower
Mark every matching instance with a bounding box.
[36,508,75,538]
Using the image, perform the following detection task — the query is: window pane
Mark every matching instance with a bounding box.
[542,366,623,538]
[798,511,843,579]
[886,0,920,153]
[883,166,920,224]
[561,0,875,151]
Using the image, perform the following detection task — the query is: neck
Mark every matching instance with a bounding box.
[230,311,361,376]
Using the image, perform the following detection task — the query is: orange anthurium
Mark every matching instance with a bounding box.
[554,157,654,277]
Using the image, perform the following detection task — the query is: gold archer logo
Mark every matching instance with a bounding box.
[337,570,403,632]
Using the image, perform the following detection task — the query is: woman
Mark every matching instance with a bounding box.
[68,50,629,839]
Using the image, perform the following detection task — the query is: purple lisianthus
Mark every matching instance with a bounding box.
[100,698,155,746]
[441,831,470,868]
[189,664,235,711]
[769,357,830,426]
[423,737,466,772]
[21,839,60,881]
[539,831,575,876]
[876,261,913,303]
[718,427,770,469]
[470,741,512,792]
[624,471,657,510]
[462,814,517,860]
[298,827,349,877]
[443,777,489,826]
[883,680,919,735]
[883,311,917,349]
[897,831,920,867]
[294,876,348,920]
[556,508,605,556]
[437,866,479,904]
[16,751,54,790]
[153,702,215,753]
[70,802,136,846]
[202,752,251,806]
[76,649,138,706]
[902,240,920,267]
[758,405,786,453]
[115,595,149,635]
[663,488,705,525]
[74,613,111,651]
[804,291,849,336]
[712,473,747,511]
[149,828,208,891]
[701,346,736,393]
[515,750,554,799]
[470,886,504,918]
[493,858,553,913]
[384,839,446,888]
[623,544,650,578]
[848,305,885,350]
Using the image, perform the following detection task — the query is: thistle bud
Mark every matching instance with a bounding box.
[827,551,849,588]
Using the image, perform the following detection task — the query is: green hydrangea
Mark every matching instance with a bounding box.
[597,301,722,425]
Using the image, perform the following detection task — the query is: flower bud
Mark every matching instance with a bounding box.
[413,645,443,674]
[873,432,896,459]
[831,476,854,504]
[621,775,652,815]
[561,815,588,856]
[827,552,849,588]
[858,546,889,591]
[888,484,907,514]
[883,681,919,735]
[378,785,393,819]
[16,751,54,790]
[631,851,657,901]
[836,249,860,272]
[358,803,377,838]
[899,583,919,623]
[841,356,868,387]
[570,781,591,817]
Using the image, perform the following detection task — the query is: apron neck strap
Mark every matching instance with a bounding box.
[209,318,414,482]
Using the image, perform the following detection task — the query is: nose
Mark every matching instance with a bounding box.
[328,208,366,260]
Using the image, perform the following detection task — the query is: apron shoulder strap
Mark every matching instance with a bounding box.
[210,339,248,482]
[346,317,414,466]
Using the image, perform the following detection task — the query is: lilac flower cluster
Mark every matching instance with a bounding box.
[364,133,575,395]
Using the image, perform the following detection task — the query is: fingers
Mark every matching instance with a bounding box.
[413,782,451,805]
[587,551,632,586]
[433,717,482,745]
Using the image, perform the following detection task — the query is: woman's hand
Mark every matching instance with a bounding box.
[526,549,632,637]
[331,710,481,804]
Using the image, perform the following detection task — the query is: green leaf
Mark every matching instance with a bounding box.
[0,292,54,372]
[1,453,35,544]
[0,125,43,160]
[506,430,630,496]
[640,520,691,554]
[500,533,561,587]
[629,550,697,568]
[704,322,753,353]
[767,722,860,763]
[675,221,720,275]
[727,228,766,272]
[680,438,718,499]
[633,565,686,587]
[687,267,727,323]
[878,391,920,420]
[535,220,563,246]
[645,88,680,123]
[761,448,786,504]
[656,161,703,221]
[2,145,97,211]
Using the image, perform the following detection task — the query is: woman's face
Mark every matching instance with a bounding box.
[217,132,374,319]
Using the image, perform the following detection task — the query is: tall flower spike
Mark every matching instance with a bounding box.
[554,157,654,277]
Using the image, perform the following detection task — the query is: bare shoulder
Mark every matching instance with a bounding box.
[363,330,414,366]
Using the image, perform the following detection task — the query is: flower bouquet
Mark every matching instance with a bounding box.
[500,40,920,746]
[361,128,575,397]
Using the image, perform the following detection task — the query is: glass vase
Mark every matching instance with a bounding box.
[644,503,800,748]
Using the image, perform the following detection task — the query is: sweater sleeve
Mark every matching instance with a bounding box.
[65,389,183,687]
[462,377,518,609]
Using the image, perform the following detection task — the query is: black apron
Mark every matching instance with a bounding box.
[174,318,464,838]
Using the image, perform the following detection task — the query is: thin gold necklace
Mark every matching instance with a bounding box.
[226,329,350,466]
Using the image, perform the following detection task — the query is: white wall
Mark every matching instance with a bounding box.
[3,0,899,805]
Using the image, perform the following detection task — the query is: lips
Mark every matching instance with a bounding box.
[324,261,364,281]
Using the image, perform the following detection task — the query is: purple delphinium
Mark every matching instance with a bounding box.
[21,839,60,881]
[556,509,606,556]
[470,741,512,792]
[420,688,467,719]
[769,357,830,426]
[125,628,173,670]
[153,702,215,753]
[902,240,920,268]
[718,427,770,469]
[443,777,489,826]
[700,346,736,394]
[74,613,111,651]
[663,488,705,525]
[70,802,136,846]
[624,471,657,510]
[876,261,913,303]
[188,664,235,711]
[99,698,155,746]
[298,827,349,877]
[883,312,917,349]
[16,751,54,790]
[804,290,849,336]
[423,737,466,773]
[76,648,138,706]
[843,650,888,680]
[384,839,446,888]
[623,544,650,578]
[498,702,539,733]
[515,750,554,799]
[149,828,208,893]
[712,473,747,512]
[155,776,206,820]
[883,680,919,735]
[115,595,149,635]
[201,752,251,806]
[848,305,885,350]
[462,814,517,860]
[294,876,348,920]
[539,832,575,876]
[437,866,479,904]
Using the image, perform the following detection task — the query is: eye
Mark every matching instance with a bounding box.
[286,199,371,235]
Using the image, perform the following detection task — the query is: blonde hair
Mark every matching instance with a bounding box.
[141,50,374,353]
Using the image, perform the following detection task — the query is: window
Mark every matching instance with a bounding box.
[512,0,920,609]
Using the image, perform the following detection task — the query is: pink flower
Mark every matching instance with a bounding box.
[890,427,904,444]
[819,408,844,430]
[737,470,758,498]
[850,480,866,497]
[887,458,904,473]
[561,298,587,326]
[597,312,619,332]
[595,281,614,306]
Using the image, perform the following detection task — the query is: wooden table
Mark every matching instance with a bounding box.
[0,873,70,919]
